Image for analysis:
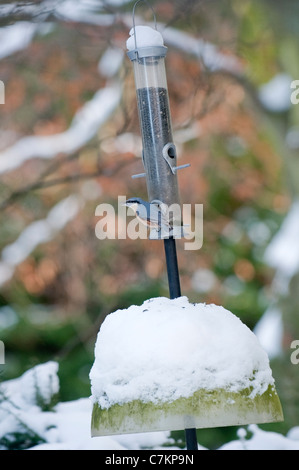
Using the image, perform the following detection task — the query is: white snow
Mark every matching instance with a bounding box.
[0,263,14,287]
[0,22,37,60]
[191,268,217,293]
[254,306,283,359]
[126,24,241,74]
[0,362,59,440]
[264,199,299,284]
[98,47,124,78]
[256,199,299,359]
[55,1,116,26]
[0,194,83,287]
[0,82,122,175]
[1,194,83,267]
[0,20,55,60]
[127,25,164,51]
[161,26,242,74]
[55,0,132,24]
[259,73,293,113]
[0,306,18,329]
[0,362,177,451]
[0,359,295,450]
[90,296,274,410]
[220,424,299,451]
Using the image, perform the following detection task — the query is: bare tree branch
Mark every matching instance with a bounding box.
[0,154,135,211]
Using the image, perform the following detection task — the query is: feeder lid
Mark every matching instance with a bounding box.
[90,297,283,436]
[127,25,167,60]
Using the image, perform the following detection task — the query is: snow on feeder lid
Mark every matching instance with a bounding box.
[90,297,283,436]
[127,25,166,60]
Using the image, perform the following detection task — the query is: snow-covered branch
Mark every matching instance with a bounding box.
[264,199,299,290]
[161,26,243,75]
[0,80,123,174]
[0,21,55,59]
[254,200,299,359]
[0,194,84,287]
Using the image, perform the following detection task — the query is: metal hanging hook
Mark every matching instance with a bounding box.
[132,0,158,50]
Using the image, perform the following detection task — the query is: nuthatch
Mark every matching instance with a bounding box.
[123,197,173,232]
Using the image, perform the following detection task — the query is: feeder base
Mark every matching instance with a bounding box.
[149,226,187,240]
[91,385,283,437]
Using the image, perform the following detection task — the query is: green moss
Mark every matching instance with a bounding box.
[91,385,283,436]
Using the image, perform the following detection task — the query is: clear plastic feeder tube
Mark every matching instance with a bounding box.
[128,46,180,207]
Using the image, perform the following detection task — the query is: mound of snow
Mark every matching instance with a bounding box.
[90,296,274,410]
[126,25,164,51]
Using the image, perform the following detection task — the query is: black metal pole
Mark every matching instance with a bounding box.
[163,237,181,298]
[163,237,198,451]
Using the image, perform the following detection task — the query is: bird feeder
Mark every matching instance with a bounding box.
[90,0,283,449]
[127,1,190,222]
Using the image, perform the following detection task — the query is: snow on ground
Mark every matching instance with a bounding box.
[90,296,275,410]
[0,361,179,451]
[0,361,298,450]
[219,424,299,451]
